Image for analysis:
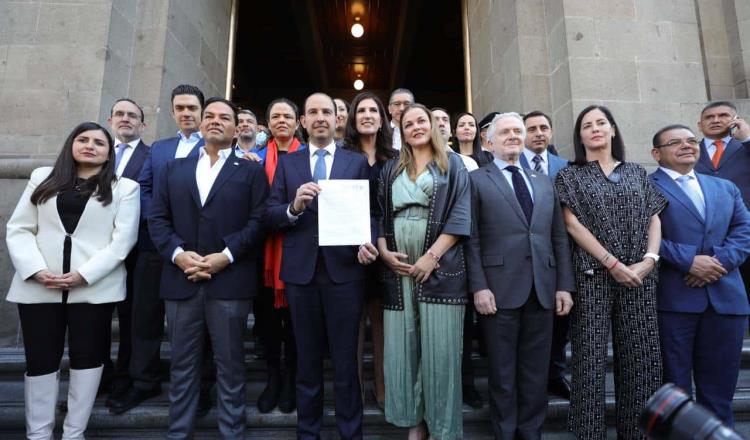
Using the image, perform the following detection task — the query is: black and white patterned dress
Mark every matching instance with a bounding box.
[555,161,668,440]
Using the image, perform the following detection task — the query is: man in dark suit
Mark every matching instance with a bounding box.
[651,124,750,426]
[520,110,571,401]
[467,112,575,440]
[694,101,750,307]
[101,98,150,404]
[149,97,268,439]
[264,92,375,440]
[110,85,214,415]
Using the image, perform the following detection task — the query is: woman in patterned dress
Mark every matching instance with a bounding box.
[554,105,667,439]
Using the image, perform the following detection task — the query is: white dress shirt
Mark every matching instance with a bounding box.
[287,141,337,221]
[113,138,141,177]
[493,157,535,201]
[658,166,705,206]
[175,131,203,159]
[522,148,549,175]
[391,121,402,150]
[171,146,235,264]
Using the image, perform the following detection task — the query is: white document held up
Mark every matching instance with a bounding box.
[318,179,371,246]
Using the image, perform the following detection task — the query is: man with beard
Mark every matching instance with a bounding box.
[235,109,258,157]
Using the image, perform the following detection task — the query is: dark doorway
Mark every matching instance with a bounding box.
[231,0,466,124]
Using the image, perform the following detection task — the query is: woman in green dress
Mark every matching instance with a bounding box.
[377,104,471,440]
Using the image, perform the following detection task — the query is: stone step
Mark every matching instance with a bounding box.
[0,369,749,437]
[4,336,750,378]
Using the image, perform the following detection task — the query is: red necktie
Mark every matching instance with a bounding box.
[712,139,724,169]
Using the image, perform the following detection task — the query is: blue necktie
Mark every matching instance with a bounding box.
[506,165,533,222]
[532,154,545,174]
[676,175,705,219]
[114,143,128,169]
[312,149,329,183]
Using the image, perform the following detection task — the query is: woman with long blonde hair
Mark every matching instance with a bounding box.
[377,104,471,439]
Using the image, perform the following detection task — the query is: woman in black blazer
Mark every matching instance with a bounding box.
[6,122,139,439]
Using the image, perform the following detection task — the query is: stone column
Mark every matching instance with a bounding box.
[468,0,710,163]
[0,0,232,347]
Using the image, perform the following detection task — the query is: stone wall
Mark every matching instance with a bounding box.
[467,0,750,164]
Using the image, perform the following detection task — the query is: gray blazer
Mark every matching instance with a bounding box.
[466,162,575,309]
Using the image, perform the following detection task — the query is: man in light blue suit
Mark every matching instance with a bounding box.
[650,124,750,426]
[520,111,571,400]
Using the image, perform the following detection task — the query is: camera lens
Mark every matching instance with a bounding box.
[641,384,744,440]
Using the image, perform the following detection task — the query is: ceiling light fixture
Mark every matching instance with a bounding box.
[351,17,364,38]
[354,79,364,90]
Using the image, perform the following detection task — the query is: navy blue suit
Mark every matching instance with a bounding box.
[651,168,750,426]
[696,137,750,305]
[264,146,370,440]
[519,150,568,179]
[149,155,268,300]
[128,135,207,393]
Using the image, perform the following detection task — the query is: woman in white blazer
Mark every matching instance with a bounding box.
[6,121,139,440]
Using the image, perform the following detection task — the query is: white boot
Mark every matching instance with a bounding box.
[24,370,60,440]
[62,365,103,440]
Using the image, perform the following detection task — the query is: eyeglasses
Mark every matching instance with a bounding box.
[655,138,700,149]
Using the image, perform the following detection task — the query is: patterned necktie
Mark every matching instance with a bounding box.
[506,165,534,222]
[312,148,329,183]
[532,154,545,174]
[711,139,724,169]
[676,175,705,219]
[114,143,128,169]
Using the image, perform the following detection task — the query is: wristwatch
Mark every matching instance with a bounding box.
[644,252,660,263]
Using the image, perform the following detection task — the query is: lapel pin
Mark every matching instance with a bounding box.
[233,162,239,166]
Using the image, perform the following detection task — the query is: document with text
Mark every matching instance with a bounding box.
[318,179,371,246]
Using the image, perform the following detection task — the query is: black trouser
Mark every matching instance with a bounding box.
[256,285,296,371]
[129,250,216,392]
[743,260,750,327]
[19,302,112,376]
[548,314,569,380]
[461,305,477,387]
[102,253,136,387]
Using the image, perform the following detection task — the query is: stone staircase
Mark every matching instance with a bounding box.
[0,323,749,439]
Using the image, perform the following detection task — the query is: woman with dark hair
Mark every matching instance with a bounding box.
[554,105,667,439]
[6,122,140,439]
[252,97,303,414]
[343,91,397,410]
[334,97,350,142]
[377,104,471,439]
[451,112,492,167]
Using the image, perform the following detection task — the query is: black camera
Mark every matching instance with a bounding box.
[640,383,743,439]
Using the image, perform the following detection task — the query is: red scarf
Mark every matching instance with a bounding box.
[263,138,302,308]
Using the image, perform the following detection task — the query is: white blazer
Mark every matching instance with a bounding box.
[6,167,140,304]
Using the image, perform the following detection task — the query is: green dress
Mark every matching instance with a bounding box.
[383,169,465,439]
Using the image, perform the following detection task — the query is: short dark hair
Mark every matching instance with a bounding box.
[265,98,299,126]
[431,107,450,118]
[523,110,552,128]
[202,97,239,125]
[304,92,337,115]
[700,100,737,118]
[652,124,694,148]
[170,84,205,109]
[572,105,625,165]
[238,109,256,120]
[389,88,414,104]
[31,122,116,206]
[110,98,144,122]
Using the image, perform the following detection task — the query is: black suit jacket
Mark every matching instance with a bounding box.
[695,137,750,211]
[120,140,149,270]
